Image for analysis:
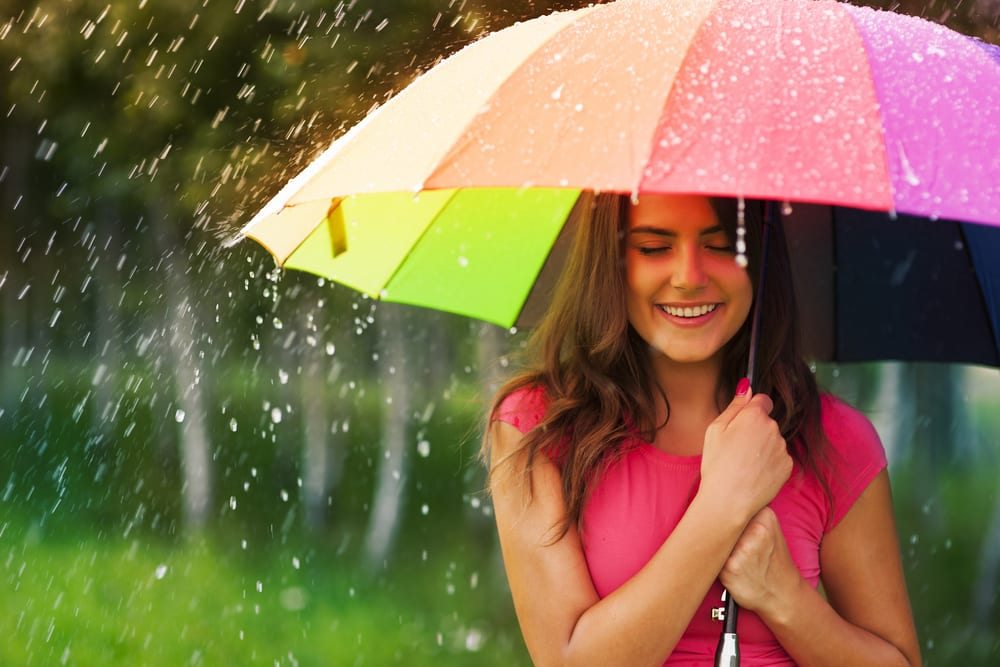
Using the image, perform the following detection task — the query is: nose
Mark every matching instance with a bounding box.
[671,244,707,291]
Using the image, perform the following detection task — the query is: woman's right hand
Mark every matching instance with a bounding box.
[699,380,792,525]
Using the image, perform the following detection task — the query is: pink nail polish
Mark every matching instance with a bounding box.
[736,378,750,396]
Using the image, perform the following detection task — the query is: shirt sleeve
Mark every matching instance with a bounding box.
[820,395,889,532]
[493,385,548,434]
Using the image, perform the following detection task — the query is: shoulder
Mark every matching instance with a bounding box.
[819,394,885,459]
[493,384,549,434]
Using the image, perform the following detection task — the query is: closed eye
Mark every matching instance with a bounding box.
[637,246,670,256]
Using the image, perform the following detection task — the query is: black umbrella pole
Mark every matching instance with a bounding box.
[714,202,776,667]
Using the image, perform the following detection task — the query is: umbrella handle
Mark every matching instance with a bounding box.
[713,589,740,666]
[714,201,778,667]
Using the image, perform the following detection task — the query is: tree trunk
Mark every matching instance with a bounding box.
[363,303,411,567]
[475,322,511,589]
[872,363,911,464]
[91,203,124,437]
[154,214,213,533]
[476,322,509,401]
[301,321,344,530]
[973,492,1000,629]
[0,120,33,409]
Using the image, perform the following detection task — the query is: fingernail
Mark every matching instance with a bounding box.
[736,378,751,396]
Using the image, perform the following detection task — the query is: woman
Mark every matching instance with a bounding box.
[483,193,921,666]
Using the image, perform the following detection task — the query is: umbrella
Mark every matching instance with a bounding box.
[230,0,1000,341]
[228,0,1000,661]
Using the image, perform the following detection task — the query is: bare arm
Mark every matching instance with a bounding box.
[721,470,921,666]
[489,391,792,667]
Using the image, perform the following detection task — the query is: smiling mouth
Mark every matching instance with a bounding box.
[659,304,718,318]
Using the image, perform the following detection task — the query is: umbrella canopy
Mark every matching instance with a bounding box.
[233,0,1000,362]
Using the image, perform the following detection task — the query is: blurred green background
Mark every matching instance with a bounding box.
[1,1,999,665]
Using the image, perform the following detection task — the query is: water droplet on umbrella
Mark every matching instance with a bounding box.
[898,144,921,187]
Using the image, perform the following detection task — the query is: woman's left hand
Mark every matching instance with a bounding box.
[719,506,802,620]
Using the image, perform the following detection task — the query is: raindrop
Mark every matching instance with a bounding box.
[292,556,300,569]
[270,407,282,423]
[325,342,335,356]
[174,408,186,423]
[421,504,429,515]
[465,628,484,652]
[155,564,168,580]
[229,418,238,432]
[278,369,289,384]
[417,440,431,457]
[457,256,468,268]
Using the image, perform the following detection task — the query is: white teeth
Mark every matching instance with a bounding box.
[662,304,717,318]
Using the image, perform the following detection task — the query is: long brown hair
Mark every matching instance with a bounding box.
[483,192,825,535]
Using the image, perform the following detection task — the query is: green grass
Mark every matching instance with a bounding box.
[0,520,530,666]
[4,460,999,667]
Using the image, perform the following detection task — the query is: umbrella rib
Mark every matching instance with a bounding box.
[838,7,899,213]
[958,223,1000,365]
[632,0,719,197]
[376,188,464,297]
[422,5,601,189]
[513,190,587,328]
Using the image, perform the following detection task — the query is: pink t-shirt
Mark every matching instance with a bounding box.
[495,386,887,666]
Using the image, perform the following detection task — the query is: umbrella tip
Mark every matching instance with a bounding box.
[221,231,246,249]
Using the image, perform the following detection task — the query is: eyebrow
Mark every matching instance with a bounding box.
[628,224,726,238]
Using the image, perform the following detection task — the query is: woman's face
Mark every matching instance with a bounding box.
[624,194,753,368]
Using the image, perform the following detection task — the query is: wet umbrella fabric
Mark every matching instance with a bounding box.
[233,0,1000,364]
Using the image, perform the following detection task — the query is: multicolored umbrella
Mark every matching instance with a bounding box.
[232,0,1000,358]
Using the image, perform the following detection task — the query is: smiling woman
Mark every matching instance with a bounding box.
[482,193,922,666]
[624,195,753,371]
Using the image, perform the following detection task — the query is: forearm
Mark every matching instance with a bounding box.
[560,493,747,667]
[761,579,916,667]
